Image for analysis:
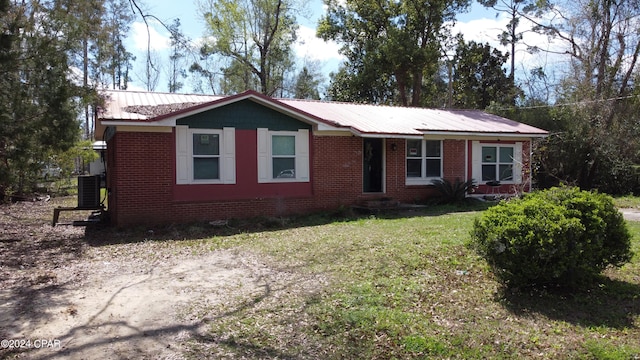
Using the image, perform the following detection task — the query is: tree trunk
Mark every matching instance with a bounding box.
[395,69,408,106]
[410,68,422,107]
[83,38,90,140]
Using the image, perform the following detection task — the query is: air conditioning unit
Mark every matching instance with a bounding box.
[78,175,101,209]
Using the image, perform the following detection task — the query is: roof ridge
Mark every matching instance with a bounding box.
[100,89,486,112]
[279,97,417,109]
[278,97,486,112]
[100,88,492,113]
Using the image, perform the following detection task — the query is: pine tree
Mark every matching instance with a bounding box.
[294,67,321,100]
[0,0,81,197]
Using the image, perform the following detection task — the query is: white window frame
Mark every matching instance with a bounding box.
[176,126,236,185]
[472,141,522,185]
[257,128,310,183]
[405,139,443,186]
[481,145,513,182]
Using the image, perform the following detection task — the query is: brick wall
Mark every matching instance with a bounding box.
[384,139,466,203]
[108,131,174,225]
[443,139,467,180]
[108,132,367,226]
[107,131,519,226]
[312,135,363,209]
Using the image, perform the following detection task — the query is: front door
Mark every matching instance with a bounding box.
[363,138,384,193]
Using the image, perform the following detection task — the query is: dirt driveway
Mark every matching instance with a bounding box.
[620,208,640,222]
[0,199,324,359]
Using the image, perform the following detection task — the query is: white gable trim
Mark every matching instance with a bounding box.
[102,95,347,133]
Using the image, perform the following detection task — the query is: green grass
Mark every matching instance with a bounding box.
[177,209,640,359]
[614,195,640,209]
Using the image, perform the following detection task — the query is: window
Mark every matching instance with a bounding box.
[472,141,522,185]
[272,135,296,178]
[481,145,514,182]
[193,133,220,180]
[258,128,309,183]
[176,126,236,184]
[406,139,442,184]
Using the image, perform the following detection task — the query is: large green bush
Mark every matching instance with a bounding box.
[469,187,633,287]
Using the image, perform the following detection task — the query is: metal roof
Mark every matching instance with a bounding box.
[280,99,547,136]
[99,89,548,137]
[99,89,222,120]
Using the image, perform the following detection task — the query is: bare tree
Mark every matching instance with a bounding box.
[198,0,299,95]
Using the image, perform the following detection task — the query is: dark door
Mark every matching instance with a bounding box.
[363,138,383,193]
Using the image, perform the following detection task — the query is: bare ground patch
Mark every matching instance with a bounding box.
[0,199,326,359]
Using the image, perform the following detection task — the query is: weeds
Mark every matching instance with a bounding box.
[189,209,640,359]
[2,197,639,359]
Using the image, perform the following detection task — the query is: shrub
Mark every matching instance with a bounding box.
[432,178,477,204]
[469,187,633,288]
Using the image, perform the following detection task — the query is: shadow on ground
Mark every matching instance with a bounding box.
[498,276,640,329]
[83,200,493,247]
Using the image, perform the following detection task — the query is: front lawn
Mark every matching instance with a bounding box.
[179,210,640,359]
[2,198,638,359]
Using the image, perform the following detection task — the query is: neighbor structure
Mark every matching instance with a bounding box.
[95,89,548,226]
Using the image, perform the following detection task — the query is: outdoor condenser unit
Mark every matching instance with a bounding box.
[77,175,101,209]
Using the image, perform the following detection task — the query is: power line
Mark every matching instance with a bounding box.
[493,94,640,111]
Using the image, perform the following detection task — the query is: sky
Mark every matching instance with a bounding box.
[123,0,566,94]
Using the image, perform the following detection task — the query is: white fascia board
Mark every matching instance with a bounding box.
[351,129,427,139]
[340,129,542,140]
[101,118,177,127]
[315,122,346,132]
[165,93,258,121]
[422,131,548,139]
[359,134,424,139]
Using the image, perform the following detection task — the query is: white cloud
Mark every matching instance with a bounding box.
[452,16,508,48]
[122,83,150,92]
[451,14,569,77]
[130,21,172,52]
[294,25,344,62]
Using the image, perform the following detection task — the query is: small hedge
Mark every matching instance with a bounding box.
[469,187,633,287]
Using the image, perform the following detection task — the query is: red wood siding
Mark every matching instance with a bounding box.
[173,130,312,202]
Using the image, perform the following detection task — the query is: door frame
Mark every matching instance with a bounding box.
[362,138,385,193]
